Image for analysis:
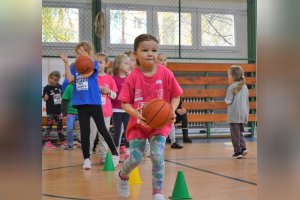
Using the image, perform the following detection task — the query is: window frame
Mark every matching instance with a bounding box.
[42,0,92,57]
[152,6,197,51]
[198,8,246,53]
[104,3,152,52]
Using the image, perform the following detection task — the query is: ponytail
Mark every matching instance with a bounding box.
[228,65,246,96]
[233,76,246,96]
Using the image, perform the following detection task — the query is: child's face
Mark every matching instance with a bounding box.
[128,53,137,70]
[157,54,167,66]
[120,57,130,75]
[135,40,158,69]
[48,76,60,86]
[75,46,93,57]
[227,70,233,83]
[96,56,107,73]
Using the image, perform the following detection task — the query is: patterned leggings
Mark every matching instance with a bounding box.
[120,135,166,194]
[44,113,64,142]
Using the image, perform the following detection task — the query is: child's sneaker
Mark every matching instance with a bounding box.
[171,142,183,149]
[112,155,120,167]
[83,158,91,170]
[241,148,248,156]
[120,145,127,154]
[100,155,106,165]
[232,152,243,159]
[64,145,75,151]
[60,140,67,147]
[44,141,56,149]
[152,193,166,200]
[100,158,105,165]
[117,171,129,197]
[74,141,81,148]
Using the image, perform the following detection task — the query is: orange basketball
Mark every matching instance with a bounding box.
[74,55,94,74]
[142,98,173,129]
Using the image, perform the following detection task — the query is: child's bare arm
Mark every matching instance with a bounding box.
[121,102,144,120]
[170,96,180,122]
[59,52,74,83]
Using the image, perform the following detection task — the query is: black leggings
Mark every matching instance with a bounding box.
[112,112,130,148]
[175,113,188,129]
[77,105,118,159]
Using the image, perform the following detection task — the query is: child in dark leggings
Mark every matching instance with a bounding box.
[42,71,66,149]
[111,54,131,155]
[60,41,119,170]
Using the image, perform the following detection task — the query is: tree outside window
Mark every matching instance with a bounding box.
[42,7,79,43]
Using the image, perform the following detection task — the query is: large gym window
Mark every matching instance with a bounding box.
[110,10,147,44]
[157,12,192,46]
[201,14,235,47]
[42,7,79,43]
[42,0,92,57]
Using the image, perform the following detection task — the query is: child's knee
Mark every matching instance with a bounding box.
[150,151,164,164]
[128,150,144,166]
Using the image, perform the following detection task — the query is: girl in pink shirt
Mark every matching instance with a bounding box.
[90,52,118,164]
[111,54,131,156]
[117,34,183,200]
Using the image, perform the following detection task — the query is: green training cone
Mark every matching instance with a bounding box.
[169,171,192,199]
[103,152,115,171]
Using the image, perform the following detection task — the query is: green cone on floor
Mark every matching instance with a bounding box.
[103,152,115,171]
[169,170,192,199]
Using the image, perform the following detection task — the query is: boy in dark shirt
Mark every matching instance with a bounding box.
[42,71,65,149]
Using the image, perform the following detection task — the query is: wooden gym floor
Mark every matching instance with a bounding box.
[42,138,257,200]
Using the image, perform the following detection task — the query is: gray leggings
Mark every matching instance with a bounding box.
[230,123,247,153]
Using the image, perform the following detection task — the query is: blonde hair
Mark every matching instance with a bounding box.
[158,53,166,57]
[75,41,95,56]
[228,65,246,96]
[112,54,129,76]
[48,70,61,79]
[124,50,134,57]
[94,52,109,63]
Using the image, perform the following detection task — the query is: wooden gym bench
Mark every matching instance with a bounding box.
[167,63,256,138]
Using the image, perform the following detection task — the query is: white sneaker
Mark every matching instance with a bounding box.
[112,155,120,167]
[152,193,166,200]
[83,158,91,170]
[100,157,106,165]
[117,172,129,197]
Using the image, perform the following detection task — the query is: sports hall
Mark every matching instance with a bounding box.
[42,0,257,199]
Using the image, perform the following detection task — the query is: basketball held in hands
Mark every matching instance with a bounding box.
[142,98,173,129]
[75,55,94,74]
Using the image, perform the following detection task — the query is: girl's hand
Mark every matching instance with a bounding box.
[176,108,187,115]
[43,94,49,101]
[135,106,149,128]
[170,111,176,123]
[100,86,111,94]
[59,52,69,64]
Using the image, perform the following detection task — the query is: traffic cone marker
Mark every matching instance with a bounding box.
[103,152,115,171]
[169,170,192,199]
[129,167,142,184]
